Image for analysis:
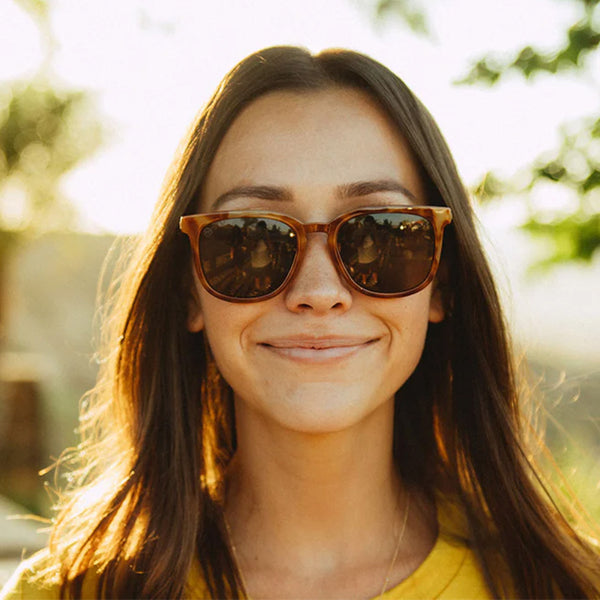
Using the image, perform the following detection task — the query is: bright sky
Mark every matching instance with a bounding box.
[1,0,599,366]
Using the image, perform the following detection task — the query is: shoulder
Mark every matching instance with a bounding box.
[1,552,210,600]
[0,551,103,600]
[0,551,59,600]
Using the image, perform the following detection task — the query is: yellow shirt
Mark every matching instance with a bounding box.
[1,497,493,599]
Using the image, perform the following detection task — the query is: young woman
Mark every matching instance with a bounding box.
[2,46,599,600]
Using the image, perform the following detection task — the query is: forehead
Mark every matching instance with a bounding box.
[201,87,425,209]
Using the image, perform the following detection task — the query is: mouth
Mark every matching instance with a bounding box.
[258,337,379,363]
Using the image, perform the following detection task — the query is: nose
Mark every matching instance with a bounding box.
[284,233,353,314]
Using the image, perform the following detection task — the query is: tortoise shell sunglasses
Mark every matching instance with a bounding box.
[180,206,452,302]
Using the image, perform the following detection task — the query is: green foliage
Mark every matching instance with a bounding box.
[374,0,430,35]
[0,81,103,232]
[0,0,103,248]
[477,112,600,266]
[458,0,600,85]
[473,112,600,266]
[523,212,600,267]
[460,0,600,267]
[458,20,600,86]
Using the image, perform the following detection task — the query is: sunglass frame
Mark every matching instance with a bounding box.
[179,206,452,302]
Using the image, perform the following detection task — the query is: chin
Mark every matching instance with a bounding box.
[240,383,395,435]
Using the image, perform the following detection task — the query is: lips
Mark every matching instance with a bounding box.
[259,336,379,363]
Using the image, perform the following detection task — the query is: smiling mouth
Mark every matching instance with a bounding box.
[259,338,379,362]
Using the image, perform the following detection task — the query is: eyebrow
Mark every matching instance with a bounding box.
[209,178,417,211]
[211,185,294,210]
[336,179,417,203]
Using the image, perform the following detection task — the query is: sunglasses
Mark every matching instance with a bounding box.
[179,206,452,302]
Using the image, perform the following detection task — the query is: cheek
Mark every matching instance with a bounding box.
[383,291,434,369]
[384,286,433,328]
[197,291,260,385]
[200,296,240,355]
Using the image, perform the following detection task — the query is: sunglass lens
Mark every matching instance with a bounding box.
[199,217,297,298]
[337,213,435,294]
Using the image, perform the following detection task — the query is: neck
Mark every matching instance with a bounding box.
[225,396,403,573]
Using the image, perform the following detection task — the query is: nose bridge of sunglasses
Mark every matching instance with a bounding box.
[299,222,338,260]
[297,222,335,256]
[303,222,331,235]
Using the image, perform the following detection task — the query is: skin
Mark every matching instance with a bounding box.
[189,88,441,599]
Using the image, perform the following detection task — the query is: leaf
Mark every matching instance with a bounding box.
[471,171,507,202]
[455,58,502,86]
[567,22,600,54]
[581,169,600,192]
[522,212,600,264]
[375,0,430,35]
[536,161,567,182]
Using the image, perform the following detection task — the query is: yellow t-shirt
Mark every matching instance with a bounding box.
[1,497,493,599]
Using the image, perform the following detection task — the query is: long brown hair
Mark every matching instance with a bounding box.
[44,46,599,599]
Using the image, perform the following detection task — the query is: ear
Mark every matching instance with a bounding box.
[428,284,445,324]
[187,286,205,332]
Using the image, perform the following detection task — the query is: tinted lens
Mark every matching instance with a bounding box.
[198,217,297,298]
[337,213,435,294]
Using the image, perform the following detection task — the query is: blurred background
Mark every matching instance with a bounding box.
[0,0,599,584]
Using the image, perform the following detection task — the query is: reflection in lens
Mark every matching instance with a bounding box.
[199,217,297,298]
[338,213,434,293]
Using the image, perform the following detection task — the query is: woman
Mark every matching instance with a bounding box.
[2,46,599,600]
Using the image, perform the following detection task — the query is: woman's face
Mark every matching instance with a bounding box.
[189,87,444,434]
